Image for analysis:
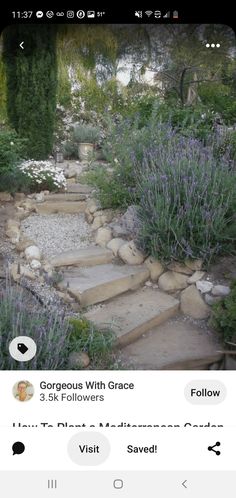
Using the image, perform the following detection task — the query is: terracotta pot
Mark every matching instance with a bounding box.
[78,143,94,162]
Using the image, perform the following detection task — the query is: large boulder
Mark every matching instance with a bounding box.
[158,271,188,291]
[144,256,164,281]
[0,192,13,202]
[64,163,83,179]
[118,240,145,265]
[108,205,140,240]
[95,227,113,247]
[107,238,126,256]
[91,216,103,230]
[84,208,94,224]
[6,227,20,243]
[6,219,20,230]
[10,263,36,282]
[93,209,114,223]
[68,351,90,369]
[19,199,35,212]
[14,193,26,201]
[91,211,114,230]
[87,198,101,214]
[119,205,139,237]
[180,285,211,319]
[187,271,206,284]
[185,258,203,271]
[109,223,130,239]
[167,261,193,275]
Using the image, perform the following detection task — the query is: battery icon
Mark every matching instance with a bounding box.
[173,10,179,19]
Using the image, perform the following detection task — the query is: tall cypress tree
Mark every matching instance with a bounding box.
[3,25,57,159]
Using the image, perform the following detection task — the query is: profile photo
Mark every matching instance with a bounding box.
[13,380,34,402]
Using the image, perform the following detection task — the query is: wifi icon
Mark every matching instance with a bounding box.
[145,10,153,17]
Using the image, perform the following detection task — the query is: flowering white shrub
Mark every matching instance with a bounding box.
[18,160,67,192]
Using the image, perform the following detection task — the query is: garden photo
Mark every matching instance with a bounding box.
[0,23,236,370]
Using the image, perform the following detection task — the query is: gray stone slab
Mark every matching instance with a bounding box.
[35,201,87,214]
[50,246,114,268]
[67,183,93,194]
[85,287,179,347]
[58,263,150,306]
[46,193,87,201]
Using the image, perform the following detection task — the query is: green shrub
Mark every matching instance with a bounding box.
[90,117,153,208]
[155,101,216,143]
[62,140,78,159]
[213,130,236,162]
[73,124,100,144]
[83,164,135,209]
[0,167,32,194]
[199,82,236,125]
[3,25,57,160]
[0,129,27,174]
[211,280,236,343]
[68,317,115,368]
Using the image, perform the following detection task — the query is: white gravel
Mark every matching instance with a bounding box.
[21,213,93,259]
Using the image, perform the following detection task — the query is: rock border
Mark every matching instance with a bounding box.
[3,188,231,320]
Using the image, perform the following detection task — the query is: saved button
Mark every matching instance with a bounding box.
[185,380,226,404]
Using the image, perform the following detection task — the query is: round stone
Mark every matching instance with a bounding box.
[68,352,90,369]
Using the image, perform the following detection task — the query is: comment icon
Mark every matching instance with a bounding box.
[12,441,25,455]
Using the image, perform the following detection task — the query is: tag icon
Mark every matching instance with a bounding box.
[17,343,29,355]
[9,337,37,362]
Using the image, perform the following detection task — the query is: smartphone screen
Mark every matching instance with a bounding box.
[0,6,236,497]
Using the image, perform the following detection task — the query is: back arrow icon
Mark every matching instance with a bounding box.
[19,42,24,50]
[182,480,187,489]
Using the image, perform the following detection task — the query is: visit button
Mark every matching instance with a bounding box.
[185,380,226,404]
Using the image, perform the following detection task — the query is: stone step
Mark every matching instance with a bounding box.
[85,288,179,347]
[67,183,93,194]
[46,193,87,202]
[50,246,114,268]
[35,201,87,215]
[119,316,221,369]
[58,263,150,306]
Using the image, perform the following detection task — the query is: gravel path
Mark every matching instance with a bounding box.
[21,213,93,259]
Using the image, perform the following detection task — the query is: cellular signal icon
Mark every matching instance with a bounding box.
[135,11,142,17]
[163,11,170,18]
[145,10,153,17]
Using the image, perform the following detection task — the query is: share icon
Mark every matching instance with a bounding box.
[208,441,221,456]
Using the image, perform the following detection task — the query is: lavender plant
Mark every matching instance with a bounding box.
[0,280,71,370]
[0,278,117,370]
[134,124,236,264]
